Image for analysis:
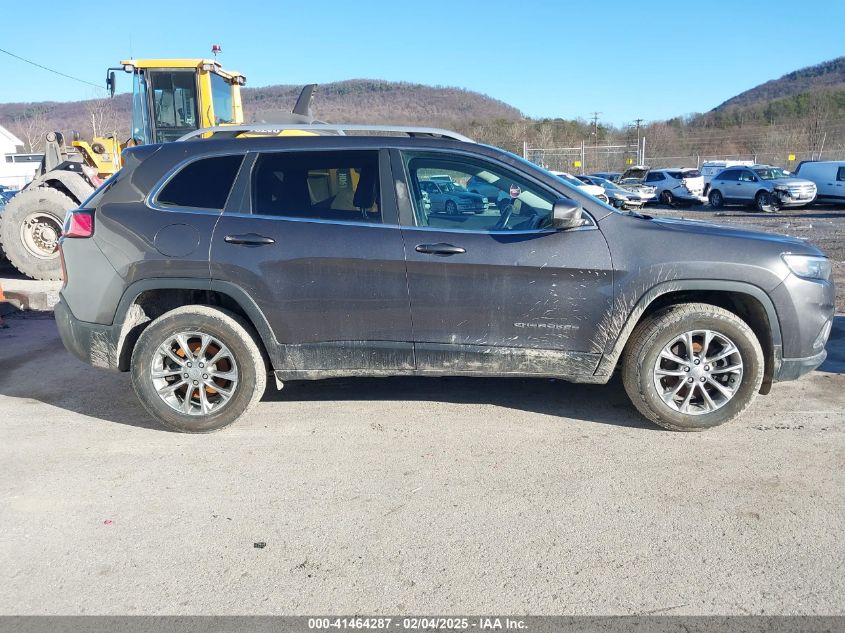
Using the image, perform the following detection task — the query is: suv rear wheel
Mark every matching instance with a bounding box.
[621,303,764,431]
[131,306,267,432]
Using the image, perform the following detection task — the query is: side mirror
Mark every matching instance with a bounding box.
[552,198,584,230]
[106,71,116,98]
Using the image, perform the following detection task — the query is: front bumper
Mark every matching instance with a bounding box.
[776,349,827,381]
[776,195,816,208]
[55,296,121,370]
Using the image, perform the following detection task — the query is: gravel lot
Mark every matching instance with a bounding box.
[0,204,843,616]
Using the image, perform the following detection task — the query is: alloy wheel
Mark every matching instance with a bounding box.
[151,332,239,416]
[652,329,744,415]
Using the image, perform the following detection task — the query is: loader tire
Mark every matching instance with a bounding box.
[0,187,74,280]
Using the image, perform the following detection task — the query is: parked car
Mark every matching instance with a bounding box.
[419,179,487,214]
[591,171,621,182]
[578,175,654,209]
[56,125,834,433]
[700,160,754,194]
[793,160,845,203]
[638,168,708,205]
[707,165,817,212]
[550,171,609,203]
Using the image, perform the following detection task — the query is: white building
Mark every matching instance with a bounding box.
[0,124,42,190]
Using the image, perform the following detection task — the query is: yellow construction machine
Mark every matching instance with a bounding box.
[0,57,316,280]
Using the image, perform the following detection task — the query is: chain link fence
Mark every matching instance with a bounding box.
[524,141,641,173]
[523,139,845,173]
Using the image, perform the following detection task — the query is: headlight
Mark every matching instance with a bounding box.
[782,254,832,281]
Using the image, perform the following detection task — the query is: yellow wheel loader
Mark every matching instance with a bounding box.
[0,58,317,280]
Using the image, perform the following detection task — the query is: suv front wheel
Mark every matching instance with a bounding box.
[622,303,764,431]
[131,306,267,432]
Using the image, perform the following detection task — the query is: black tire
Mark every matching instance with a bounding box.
[708,189,724,208]
[445,200,458,216]
[659,190,674,205]
[755,190,777,213]
[0,186,75,280]
[131,306,267,433]
[621,303,764,431]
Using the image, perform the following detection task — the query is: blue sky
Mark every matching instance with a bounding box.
[1,0,843,126]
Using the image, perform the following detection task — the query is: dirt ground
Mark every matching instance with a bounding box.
[646,202,845,312]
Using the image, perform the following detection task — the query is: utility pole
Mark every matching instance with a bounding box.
[590,112,601,170]
[633,118,644,164]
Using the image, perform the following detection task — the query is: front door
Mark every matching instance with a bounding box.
[210,149,414,374]
[736,169,757,201]
[394,149,614,377]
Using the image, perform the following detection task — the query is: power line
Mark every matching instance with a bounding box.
[0,46,106,92]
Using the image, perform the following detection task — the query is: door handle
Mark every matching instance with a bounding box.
[415,242,466,256]
[224,233,275,246]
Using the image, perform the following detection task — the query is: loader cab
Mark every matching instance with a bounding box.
[122,59,245,145]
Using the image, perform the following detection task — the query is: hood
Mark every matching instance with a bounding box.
[769,177,815,187]
[454,190,485,200]
[649,216,819,251]
[619,166,649,182]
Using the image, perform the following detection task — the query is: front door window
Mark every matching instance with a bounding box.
[402,152,557,232]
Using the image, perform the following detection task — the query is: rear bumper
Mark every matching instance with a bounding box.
[677,193,708,204]
[55,296,120,370]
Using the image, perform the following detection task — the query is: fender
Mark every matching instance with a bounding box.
[30,169,96,205]
[110,278,282,369]
[594,279,783,377]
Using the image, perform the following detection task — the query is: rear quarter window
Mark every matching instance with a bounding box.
[156,154,244,210]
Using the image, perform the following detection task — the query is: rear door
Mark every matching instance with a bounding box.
[209,149,414,374]
[393,149,613,377]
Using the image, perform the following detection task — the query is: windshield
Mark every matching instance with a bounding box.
[439,182,466,193]
[210,73,234,125]
[754,167,790,180]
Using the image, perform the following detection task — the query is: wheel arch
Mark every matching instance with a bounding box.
[111,279,279,372]
[596,280,782,394]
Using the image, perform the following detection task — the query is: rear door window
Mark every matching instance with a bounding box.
[157,154,244,210]
[717,170,739,181]
[251,150,381,223]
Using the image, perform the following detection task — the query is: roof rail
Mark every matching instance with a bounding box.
[177,124,474,143]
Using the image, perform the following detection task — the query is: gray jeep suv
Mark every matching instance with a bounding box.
[56,126,835,433]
